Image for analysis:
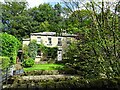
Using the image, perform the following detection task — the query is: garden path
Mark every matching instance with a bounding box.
[22,75,80,80]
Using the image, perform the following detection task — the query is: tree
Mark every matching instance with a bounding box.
[1,1,33,40]
[63,0,120,79]
[66,9,92,34]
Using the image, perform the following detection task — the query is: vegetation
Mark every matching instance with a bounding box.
[1,0,120,88]
[5,76,120,89]
[24,64,64,72]
[63,1,120,79]
[0,56,10,69]
[38,44,58,60]
[22,58,34,68]
[0,33,21,64]
[28,40,38,60]
[1,2,66,40]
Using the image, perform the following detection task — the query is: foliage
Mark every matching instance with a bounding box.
[0,33,21,64]
[1,1,31,41]
[1,2,68,40]
[22,44,29,59]
[28,40,38,60]
[22,58,34,67]
[0,56,10,69]
[23,41,58,61]
[63,1,120,79]
[38,44,58,59]
[7,76,120,89]
[66,9,92,34]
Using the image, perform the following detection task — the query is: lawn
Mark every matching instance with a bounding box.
[24,63,64,72]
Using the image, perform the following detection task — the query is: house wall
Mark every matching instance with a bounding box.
[22,40,30,47]
[31,35,64,47]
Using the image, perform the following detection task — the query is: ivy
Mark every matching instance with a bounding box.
[28,40,38,60]
[38,44,58,59]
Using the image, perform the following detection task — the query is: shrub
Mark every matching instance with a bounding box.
[22,44,29,59]
[28,40,38,60]
[0,56,10,69]
[22,58,34,67]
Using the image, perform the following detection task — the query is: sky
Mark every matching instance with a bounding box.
[0,0,63,8]
[26,0,62,8]
[0,0,118,8]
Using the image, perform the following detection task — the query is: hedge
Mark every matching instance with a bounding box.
[0,33,21,64]
[0,56,10,69]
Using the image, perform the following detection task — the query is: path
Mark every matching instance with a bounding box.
[22,75,80,80]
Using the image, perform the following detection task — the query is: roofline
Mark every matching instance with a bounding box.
[31,33,77,37]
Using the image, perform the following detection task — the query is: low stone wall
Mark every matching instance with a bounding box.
[3,75,120,89]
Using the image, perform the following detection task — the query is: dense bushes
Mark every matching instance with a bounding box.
[63,40,120,79]
[0,56,10,69]
[0,33,21,64]
[22,58,34,67]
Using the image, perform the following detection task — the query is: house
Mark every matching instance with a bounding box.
[23,32,77,63]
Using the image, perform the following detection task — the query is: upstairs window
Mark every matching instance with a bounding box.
[58,38,62,46]
[48,37,52,45]
[37,37,41,44]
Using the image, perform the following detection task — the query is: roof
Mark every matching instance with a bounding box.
[31,32,77,37]
[22,38,30,41]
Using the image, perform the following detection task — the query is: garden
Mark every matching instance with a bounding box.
[1,1,120,89]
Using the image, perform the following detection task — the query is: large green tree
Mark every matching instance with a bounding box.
[63,1,120,79]
[1,1,33,40]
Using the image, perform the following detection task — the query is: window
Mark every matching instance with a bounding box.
[37,37,41,44]
[58,38,62,46]
[48,38,52,45]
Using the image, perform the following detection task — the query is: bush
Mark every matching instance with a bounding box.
[0,56,10,69]
[22,58,34,67]
[28,40,38,60]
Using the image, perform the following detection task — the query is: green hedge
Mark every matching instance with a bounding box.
[0,33,21,64]
[0,56,10,69]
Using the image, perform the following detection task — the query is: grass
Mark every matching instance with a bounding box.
[24,63,64,72]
